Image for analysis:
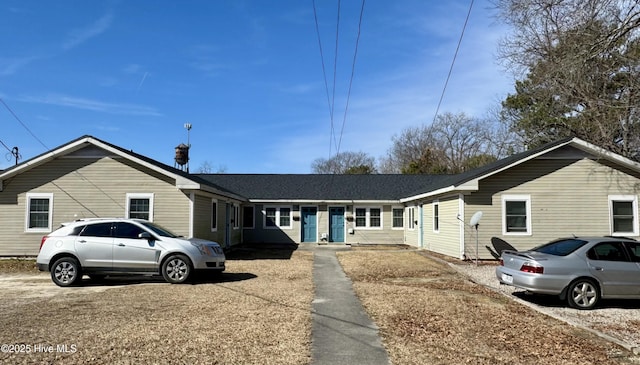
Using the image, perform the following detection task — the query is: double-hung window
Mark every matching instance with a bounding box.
[502,195,531,235]
[26,193,53,232]
[609,195,638,236]
[211,199,218,232]
[354,207,383,229]
[263,206,292,229]
[126,193,154,221]
[433,200,440,233]
[392,208,404,229]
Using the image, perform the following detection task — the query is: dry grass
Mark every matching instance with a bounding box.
[0,251,313,364]
[0,258,39,273]
[337,251,636,365]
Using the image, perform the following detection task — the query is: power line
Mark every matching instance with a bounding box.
[335,0,365,156]
[330,0,341,155]
[432,0,474,124]
[312,0,335,157]
[0,98,49,150]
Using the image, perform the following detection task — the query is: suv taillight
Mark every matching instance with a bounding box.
[520,262,544,274]
[39,236,49,251]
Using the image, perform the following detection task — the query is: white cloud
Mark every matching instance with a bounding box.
[19,94,162,117]
[62,12,113,50]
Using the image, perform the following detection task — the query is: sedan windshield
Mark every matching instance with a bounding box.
[532,238,588,256]
[138,221,179,238]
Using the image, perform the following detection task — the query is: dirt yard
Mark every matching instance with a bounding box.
[337,250,640,365]
[2,249,640,364]
[0,252,314,365]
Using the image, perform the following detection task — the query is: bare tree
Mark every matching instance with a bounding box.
[495,0,640,159]
[311,151,377,174]
[380,112,516,174]
[196,161,228,173]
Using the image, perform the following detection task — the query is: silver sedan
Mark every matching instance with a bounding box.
[496,237,640,309]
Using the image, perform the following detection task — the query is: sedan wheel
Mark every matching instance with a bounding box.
[567,279,599,310]
[51,257,82,287]
[162,255,192,284]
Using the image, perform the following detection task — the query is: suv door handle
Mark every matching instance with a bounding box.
[117,243,125,247]
[594,267,603,271]
[78,240,87,243]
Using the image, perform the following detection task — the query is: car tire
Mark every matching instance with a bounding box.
[51,257,82,287]
[161,254,192,284]
[567,279,599,310]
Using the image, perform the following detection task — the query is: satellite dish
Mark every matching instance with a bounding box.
[469,211,483,227]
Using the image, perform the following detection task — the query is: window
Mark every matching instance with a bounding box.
[114,222,145,239]
[233,204,240,229]
[211,200,218,232]
[355,208,366,227]
[392,208,404,228]
[408,207,415,230]
[265,207,277,227]
[279,207,291,227]
[126,193,154,221]
[433,201,439,232]
[587,242,629,262]
[263,206,292,229]
[243,206,255,229]
[26,193,53,232]
[80,223,113,237]
[609,195,638,236]
[502,195,531,235]
[354,207,383,229]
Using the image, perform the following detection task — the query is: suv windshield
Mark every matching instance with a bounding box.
[138,221,179,238]
[532,238,588,256]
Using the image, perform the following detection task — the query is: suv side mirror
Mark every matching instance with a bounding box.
[138,232,153,240]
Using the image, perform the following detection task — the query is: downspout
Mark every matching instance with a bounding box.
[418,203,424,248]
[458,193,465,260]
[189,192,195,238]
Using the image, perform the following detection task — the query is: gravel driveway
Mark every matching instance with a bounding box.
[452,261,640,354]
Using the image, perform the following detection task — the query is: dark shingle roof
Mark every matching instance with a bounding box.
[196,174,453,201]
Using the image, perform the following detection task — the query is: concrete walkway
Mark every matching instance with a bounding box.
[310,247,390,365]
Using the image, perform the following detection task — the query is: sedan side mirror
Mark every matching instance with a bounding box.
[138,232,153,240]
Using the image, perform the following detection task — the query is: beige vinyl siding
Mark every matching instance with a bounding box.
[464,157,640,259]
[192,194,220,242]
[345,205,404,244]
[422,196,462,258]
[0,156,190,256]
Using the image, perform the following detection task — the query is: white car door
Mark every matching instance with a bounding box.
[74,222,114,269]
[111,222,160,272]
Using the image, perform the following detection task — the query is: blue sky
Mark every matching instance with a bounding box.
[0,0,513,173]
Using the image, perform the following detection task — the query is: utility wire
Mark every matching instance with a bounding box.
[330,0,341,154]
[312,0,335,157]
[335,0,365,156]
[432,0,474,124]
[0,98,49,150]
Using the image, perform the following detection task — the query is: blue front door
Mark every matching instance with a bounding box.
[329,207,345,243]
[301,207,317,242]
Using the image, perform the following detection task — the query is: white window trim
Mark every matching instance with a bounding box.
[263,206,293,229]
[407,206,415,231]
[608,195,639,236]
[211,199,218,232]
[502,194,532,236]
[433,200,440,233]
[354,207,383,230]
[233,203,240,230]
[25,193,53,233]
[391,207,404,230]
[126,193,154,222]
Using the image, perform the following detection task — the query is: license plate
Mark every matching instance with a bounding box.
[501,273,513,284]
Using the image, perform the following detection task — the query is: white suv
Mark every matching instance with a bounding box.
[36,218,225,286]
